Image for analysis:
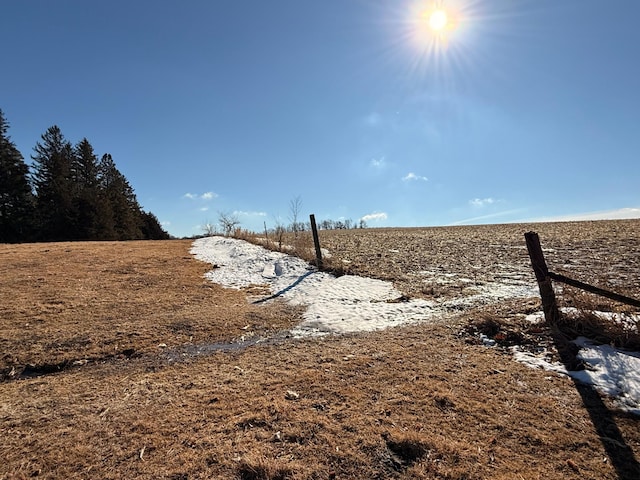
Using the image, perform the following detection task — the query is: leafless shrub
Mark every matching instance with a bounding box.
[218,211,240,236]
[202,219,217,236]
[288,195,303,238]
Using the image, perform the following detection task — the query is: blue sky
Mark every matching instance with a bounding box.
[2,0,639,237]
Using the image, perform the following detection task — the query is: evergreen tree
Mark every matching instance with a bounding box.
[98,153,143,240]
[0,109,34,242]
[6,117,168,243]
[31,126,75,241]
[140,211,170,240]
[71,138,101,239]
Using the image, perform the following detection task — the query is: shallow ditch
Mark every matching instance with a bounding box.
[0,348,140,382]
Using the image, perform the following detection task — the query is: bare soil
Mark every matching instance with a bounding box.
[1,220,639,479]
[311,220,640,302]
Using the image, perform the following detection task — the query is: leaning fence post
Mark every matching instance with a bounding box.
[309,214,323,269]
[525,232,560,325]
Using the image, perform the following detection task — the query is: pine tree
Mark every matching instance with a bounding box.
[71,138,101,239]
[31,126,75,241]
[140,211,170,240]
[0,109,34,242]
[98,154,143,240]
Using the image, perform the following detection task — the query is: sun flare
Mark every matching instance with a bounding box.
[429,9,449,32]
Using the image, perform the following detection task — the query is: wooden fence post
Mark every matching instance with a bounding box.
[525,232,560,325]
[309,214,323,269]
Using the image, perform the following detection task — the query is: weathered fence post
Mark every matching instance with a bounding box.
[309,214,323,269]
[525,232,560,325]
[263,221,269,248]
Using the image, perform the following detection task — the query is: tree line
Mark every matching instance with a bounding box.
[0,109,169,243]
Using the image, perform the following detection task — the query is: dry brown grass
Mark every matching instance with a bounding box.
[0,240,302,377]
[557,285,640,350]
[1,221,639,479]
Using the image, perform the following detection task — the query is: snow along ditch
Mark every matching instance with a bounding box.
[190,236,536,336]
[190,236,640,414]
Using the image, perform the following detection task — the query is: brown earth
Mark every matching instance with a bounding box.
[301,220,640,302]
[1,220,639,479]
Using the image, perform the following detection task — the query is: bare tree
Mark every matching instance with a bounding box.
[288,195,303,238]
[218,211,240,237]
[202,219,217,236]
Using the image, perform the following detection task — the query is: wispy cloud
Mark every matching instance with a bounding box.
[469,197,496,207]
[451,207,640,226]
[364,112,382,127]
[233,210,268,217]
[200,207,209,212]
[183,191,218,200]
[450,209,527,226]
[402,172,428,182]
[525,207,640,223]
[361,212,388,223]
[370,156,386,168]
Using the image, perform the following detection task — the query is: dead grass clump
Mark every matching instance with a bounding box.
[234,228,257,242]
[236,455,295,480]
[462,313,530,349]
[471,315,501,336]
[559,286,640,350]
[558,309,640,350]
[239,230,352,277]
[287,232,318,265]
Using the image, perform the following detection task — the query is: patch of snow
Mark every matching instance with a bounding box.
[512,347,569,376]
[515,341,640,415]
[191,237,539,335]
[572,337,640,414]
[191,237,434,335]
[191,236,640,414]
[519,310,640,413]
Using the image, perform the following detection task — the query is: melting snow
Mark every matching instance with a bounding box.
[517,311,640,414]
[191,236,640,414]
[191,236,434,335]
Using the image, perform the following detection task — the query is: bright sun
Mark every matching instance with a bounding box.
[428,9,449,32]
[409,2,463,55]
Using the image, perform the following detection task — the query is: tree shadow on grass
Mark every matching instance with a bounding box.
[552,328,640,479]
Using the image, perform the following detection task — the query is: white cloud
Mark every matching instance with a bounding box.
[370,156,386,168]
[470,197,496,207]
[200,207,209,212]
[184,191,218,200]
[233,210,268,217]
[402,172,428,182]
[161,221,171,226]
[361,212,388,223]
